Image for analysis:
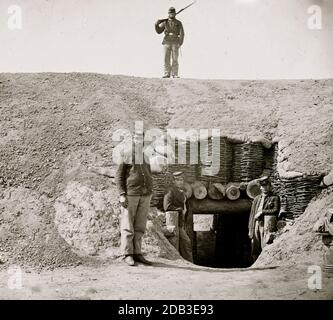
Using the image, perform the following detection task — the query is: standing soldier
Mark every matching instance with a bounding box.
[163,171,193,262]
[248,177,280,263]
[116,130,154,266]
[155,7,185,78]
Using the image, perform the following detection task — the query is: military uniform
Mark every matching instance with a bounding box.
[248,178,280,262]
[163,175,193,262]
[116,152,153,258]
[155,7,185,78]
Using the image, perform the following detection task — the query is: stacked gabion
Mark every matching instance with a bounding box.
[232,142,264,182]
[168,139,198,183]
[198,136,233,184]
[150,170,171,208]
[278,175,322,219]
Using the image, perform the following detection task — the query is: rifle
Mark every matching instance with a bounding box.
[158,1,196,23]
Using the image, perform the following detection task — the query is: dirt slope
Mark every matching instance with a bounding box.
[255,186,333,267]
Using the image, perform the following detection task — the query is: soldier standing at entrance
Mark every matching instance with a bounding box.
[163,171,193,262]
[248,177,280,263]
[155,7,185,78]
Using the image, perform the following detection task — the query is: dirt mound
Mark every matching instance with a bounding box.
[0,173,180,269]
[0,187,84,270]
[165,79,333,176]
[254,186,333,267]
[54,181,120,256]
[53,175,180,260]
[143,207,181,260]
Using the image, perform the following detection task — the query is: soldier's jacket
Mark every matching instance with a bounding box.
[248,192,280,239]
[163,185,186,212]
[155,18,184,46]
[163,185,187,227]
[115,150,153,196]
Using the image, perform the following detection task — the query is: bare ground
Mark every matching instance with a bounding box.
[0,259,332,300]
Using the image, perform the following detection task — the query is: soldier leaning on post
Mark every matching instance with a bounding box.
[155,7,184,78]
[248,176,280,263]
[115,130,154,267]
[163,171,193,262]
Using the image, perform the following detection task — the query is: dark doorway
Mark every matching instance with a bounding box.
[192,211,252,268]
[214,212,252,268]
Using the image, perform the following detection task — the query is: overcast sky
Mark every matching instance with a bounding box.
[0,0,332,79]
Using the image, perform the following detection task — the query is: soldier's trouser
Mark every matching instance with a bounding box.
[164,44,179,76]
[251,220,265,262]
[120,194,151,256]
[179,228,193,262]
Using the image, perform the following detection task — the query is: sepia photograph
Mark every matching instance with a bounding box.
[0,0,332,307]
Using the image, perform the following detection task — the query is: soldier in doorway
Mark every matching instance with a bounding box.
[155,7,185,78]
[163,171,193,262]
[248,176,280,263]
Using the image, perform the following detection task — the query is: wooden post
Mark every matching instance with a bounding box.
[165,211,179,251]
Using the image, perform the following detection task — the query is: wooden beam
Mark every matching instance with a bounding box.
[189,198,252,214]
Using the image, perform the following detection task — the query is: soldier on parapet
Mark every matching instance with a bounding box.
[155,7,185,78]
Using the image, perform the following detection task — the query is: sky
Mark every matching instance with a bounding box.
[0,0,332,79]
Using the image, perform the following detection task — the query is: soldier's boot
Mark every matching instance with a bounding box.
[124,255,136,266]
[162,75,170,78]
[133,254,153,265]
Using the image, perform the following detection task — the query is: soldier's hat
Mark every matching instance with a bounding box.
[258,176,271,186]
[168,7,176,13]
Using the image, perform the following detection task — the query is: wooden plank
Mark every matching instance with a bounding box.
[189,198,252,214]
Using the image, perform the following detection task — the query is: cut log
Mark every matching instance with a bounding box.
[207,183,224,200]
[214,183,226,198]
[226,183,240,200]
[189,198,252,214]
[192,181,208,200]
[246,179,261,199]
